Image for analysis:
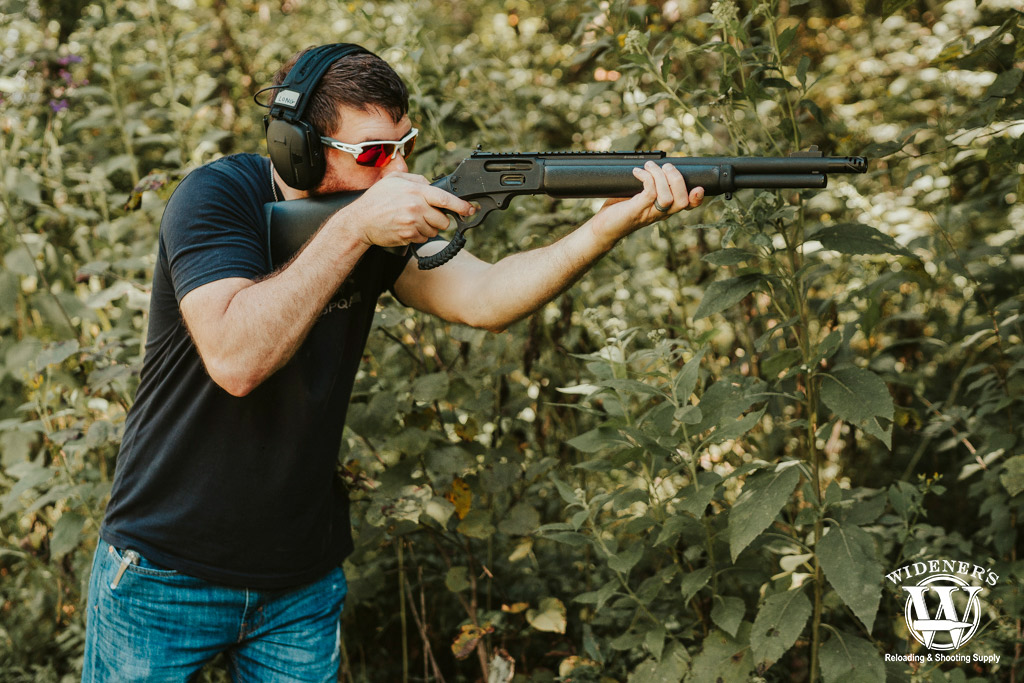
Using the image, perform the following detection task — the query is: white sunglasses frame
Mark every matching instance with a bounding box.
[319,128,419,165]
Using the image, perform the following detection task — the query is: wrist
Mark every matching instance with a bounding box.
[585,211,627,254]
[321,209,374,254]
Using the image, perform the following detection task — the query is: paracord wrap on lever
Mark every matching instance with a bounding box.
[416,231,467,270]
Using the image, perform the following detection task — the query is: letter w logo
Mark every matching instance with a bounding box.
[903,575,983,650]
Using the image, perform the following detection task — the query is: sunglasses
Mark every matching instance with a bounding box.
[320,128,418,168]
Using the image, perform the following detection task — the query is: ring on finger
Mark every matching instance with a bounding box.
[653,198,671,213]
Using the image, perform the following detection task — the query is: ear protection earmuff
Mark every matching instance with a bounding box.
[261,43,372,191]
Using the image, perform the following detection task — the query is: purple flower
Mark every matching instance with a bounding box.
[49,99,69,113]
[57,55,83,66]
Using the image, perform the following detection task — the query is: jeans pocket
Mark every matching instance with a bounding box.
[108,544,181,582]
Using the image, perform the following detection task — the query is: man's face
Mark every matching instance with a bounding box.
[313,105,414,195]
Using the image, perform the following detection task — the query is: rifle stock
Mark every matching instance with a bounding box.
[264,147,867,270]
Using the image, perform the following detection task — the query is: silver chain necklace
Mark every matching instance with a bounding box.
[270,165,279,202]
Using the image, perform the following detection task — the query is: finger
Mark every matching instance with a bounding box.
[422,206,452,233]
[645,161,673,213]
[631,166,657,200]
[421,185,476,216]
[688,185,705,209]
[663,163,690,211]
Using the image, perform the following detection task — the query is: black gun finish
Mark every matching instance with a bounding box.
[264,147,867,270]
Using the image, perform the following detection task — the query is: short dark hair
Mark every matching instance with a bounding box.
[272,48,409,136]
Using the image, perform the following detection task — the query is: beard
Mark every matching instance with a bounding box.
[310,157,380,197]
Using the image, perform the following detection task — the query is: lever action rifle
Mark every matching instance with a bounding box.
[264,146,867,270]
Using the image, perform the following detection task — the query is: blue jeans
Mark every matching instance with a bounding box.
[83,541,347,682]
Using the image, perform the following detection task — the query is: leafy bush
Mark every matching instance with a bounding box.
[1,0,1021,681]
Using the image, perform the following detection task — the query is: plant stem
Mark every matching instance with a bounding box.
[397,539,409,683]
[808,377,824,683]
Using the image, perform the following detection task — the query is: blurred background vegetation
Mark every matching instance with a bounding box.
[1,0,1021,681]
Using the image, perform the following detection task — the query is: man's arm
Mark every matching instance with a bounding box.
[180,174,474,397]
[394,162,704,332]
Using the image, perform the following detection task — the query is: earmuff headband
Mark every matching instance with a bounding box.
[267,43,372,124]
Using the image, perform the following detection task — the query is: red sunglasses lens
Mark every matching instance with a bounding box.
[356,145,389,167]
[354,136,417,168]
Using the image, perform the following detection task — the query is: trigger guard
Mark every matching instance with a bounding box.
[453,195,500,230]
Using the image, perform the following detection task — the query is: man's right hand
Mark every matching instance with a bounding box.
[333,172,476,248]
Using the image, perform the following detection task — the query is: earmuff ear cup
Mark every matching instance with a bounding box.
[266,118,325,191]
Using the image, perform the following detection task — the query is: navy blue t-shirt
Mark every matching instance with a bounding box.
[101,154,408,588]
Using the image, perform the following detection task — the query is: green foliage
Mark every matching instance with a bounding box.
[2,0,1022,682]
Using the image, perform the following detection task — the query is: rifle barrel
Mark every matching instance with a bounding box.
[541,158,839,197]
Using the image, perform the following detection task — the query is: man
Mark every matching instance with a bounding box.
[83,44,703,681]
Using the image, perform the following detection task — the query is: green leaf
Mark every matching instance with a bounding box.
[608,543,644,573]
[762,77,796,91]
[689,625,754,683]
[567,426,623,453]
[445,566,471,592]
[628,641,690,682]
[35,340,80,370]
[50,512,86,560]
[800,98,824,123]
[701,248,755,266]
[412,372,449,402]
[498,503,540,536]
[575,579,619,611]
[762,348,802,379]
[820,367,894,448]
[346,391,398,437]
[526,597,566,634]
[10,168,42,205]
[550,476,581,505]
[693,379,765,435]
[456,509,496,539]
[704,406,766,445]
[985,68,1022,98]
[680,566,713,601]
[728,463,802,561]
[796,56,810,87]
[673,473,721,518]
[777,26,798,54]
[811,224,913,257]
[675,404,702,425]
[817,524,883,631]
[644,625,666,662]
[693,274,764,320]
[750,588,812,668]
[1000,455,1024,497]
[819,630,885,683]
[655,515,692,546]
[673,348,706,404]
[596,378,664,397]
[545,531,592,547]
[711,596,745,638]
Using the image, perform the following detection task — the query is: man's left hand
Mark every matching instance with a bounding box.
[591,160,705,246]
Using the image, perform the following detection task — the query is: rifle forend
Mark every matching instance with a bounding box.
[264,146,867,270]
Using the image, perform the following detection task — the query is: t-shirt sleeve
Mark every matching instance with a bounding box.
[159,161,269,303]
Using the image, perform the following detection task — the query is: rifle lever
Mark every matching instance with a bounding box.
[413,195,500,270]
